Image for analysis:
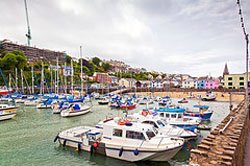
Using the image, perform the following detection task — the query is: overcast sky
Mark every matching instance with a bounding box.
[1,0,250,77]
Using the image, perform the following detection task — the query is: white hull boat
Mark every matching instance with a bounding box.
[0,104,18,121]
[60,104,91,117]
[0,112,16,121]
[36,104,52,109]
[55,119,184,162]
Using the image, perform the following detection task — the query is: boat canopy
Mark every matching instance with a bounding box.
[155,107,185,113]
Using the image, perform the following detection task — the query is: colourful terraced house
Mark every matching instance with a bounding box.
[205,79,219,89]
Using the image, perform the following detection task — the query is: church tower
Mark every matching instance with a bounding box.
[223,63,229,78]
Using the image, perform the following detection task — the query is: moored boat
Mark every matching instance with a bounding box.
[60,103,91,117]
[0,104,18,121]
[55,118,184,162]
[201,92,216,101]
[178,98,188,103]
[184,104,213,120]
[155,107,201,132]
[98,97,109,105]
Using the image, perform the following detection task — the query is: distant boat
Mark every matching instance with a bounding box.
[98,97,109,105]
[177,98,188,103]
[201,92,216,101]
[0,104,18,121]
[0,88,12,96]
[60,103,91,117]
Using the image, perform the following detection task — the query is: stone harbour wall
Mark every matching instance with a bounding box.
[189,100,250,166]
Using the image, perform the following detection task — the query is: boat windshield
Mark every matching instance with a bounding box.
[146,130,156,140]
[157,120,165,128]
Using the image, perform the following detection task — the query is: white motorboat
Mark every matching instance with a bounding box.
[101,119,184,162]
[0,104,18,121]
[60,103,91,117]
[201,92,216,101]
[55,119,184,162]
[129,113,198,140]
[155,107,201,132]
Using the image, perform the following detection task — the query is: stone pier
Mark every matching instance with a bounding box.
[189,100,250,166]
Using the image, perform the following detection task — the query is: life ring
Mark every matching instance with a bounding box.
[118,121,125,125]
[141,111,148,117]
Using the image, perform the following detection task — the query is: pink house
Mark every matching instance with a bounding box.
[205,79,219,89]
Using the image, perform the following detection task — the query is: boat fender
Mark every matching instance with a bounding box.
[133,149,139,156]
[78,143,81,152]
[53,135,58,142]
[93,142,99,149]
[63,139,67,147]
[90,145,94,155]
[119,147,123,157]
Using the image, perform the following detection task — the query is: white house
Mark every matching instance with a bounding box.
[182,78,196,88]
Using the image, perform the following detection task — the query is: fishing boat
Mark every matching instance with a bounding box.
[155,107,201,132]
[201,92,216,101]
[55,118,184,162]
[0,104,18,121]
[60,103,91,117]
[184,105,213,120]
[177,98,188,103]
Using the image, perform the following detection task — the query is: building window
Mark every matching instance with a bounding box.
[228,77,232,81]
[113,129,123,137]
[239,77,244,80]
[239,82,244,86]
[228,82,232,86]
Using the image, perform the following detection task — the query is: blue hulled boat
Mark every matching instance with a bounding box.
[184,105,213,120]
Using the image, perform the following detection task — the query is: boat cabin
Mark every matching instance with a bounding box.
[102,120,158,142]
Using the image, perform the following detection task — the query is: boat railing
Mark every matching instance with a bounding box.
[157,137,164,148]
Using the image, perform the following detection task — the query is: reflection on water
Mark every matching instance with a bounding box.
[0,99,229,166]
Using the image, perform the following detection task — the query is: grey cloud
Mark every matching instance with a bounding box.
[0,0,249,77]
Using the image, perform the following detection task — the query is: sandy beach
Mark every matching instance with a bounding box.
[131,91,244,104]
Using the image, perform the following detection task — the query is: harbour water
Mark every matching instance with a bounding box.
[0,99,230,166]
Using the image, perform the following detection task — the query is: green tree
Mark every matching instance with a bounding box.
[0,52,17,70]
[92,57,101,66]
[102,62,111,71]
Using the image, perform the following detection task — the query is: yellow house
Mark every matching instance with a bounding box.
[224,73,250,89]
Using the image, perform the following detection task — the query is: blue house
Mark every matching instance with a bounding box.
[195,77,208,89]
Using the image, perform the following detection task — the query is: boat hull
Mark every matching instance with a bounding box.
[105,145,182,162]
[120,104,136,110]
[184,112,213,120]
[0,112,16,121]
